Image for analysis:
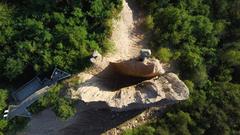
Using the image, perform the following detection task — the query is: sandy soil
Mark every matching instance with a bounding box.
[17,0,151,135]
[106,0,147,62]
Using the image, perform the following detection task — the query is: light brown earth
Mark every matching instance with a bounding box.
[106,0,147,61]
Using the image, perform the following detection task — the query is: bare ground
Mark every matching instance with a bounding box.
[106,0,147,62]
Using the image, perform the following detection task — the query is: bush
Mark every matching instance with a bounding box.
[55,99,76,120]
[144,15,154,30]
[0,89,8,111]
[29,84,76,120]
[184,80,194,93]
[0,89,8,134]
[6,117,30,135]
[156,48,173,62]
[123,125,156,135]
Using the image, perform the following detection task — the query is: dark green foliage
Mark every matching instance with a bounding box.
[184,80,194,93]
[155,48,173,63]
[0,89,8,112]
[29,84,76,120]
[0,0,122,80]
[0,89,9,135]
[4,58,24,80]
[222,50,240,66]
[144,15,154,30]
[125,0,240,134]
[124,125,156,135]
[3,117,29,135]
[55,98,75,120]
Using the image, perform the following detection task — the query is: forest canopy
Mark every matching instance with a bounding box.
[124,0,240,134]
[0,0,122,81]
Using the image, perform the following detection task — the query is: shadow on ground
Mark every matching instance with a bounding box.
[93,62,152,91]
[59,99,177,135]
[60,102,144,135]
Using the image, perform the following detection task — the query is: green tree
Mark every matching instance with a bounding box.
[166,111,193,135]
[222,50,240,66]
[153,7,192,46]
[124,125,156,135]
[184,80,194,93]
[32,84,76,120]
[0,120,8,135]
[55,99,76,120]
[0,89,8,112]
[4,58,24,80]
[89,0,104,17]
[156,48,173,63]
[144,15,154,30]
[0,89,8,135]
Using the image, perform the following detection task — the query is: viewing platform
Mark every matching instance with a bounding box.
[4,68,71,119]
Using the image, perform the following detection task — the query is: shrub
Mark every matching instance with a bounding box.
[123,125,156,135]
[30,84,76,120]
[156,48,173,63]
[144,15,154,30]
[55,99,76,120]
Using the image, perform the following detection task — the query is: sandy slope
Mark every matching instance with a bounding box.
[107,0,146,61]
[91,0,148,71]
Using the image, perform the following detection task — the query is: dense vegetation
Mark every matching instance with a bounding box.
[124,0,240,134]
[0,0,122,81]
[0,0,122,134]
[0,89,8,135]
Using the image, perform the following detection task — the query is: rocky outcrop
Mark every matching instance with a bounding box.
[69,70,189,111]
[67,0,189,111]
[110,58,165,78]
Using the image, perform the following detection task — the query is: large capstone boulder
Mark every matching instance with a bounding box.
[110,58,165,78]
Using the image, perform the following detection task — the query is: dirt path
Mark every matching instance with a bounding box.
[90,0,148,71]
[17,0,151,135]
[107,0,147,62]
